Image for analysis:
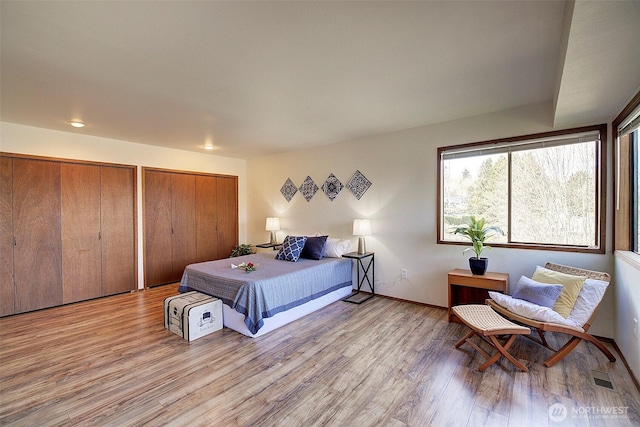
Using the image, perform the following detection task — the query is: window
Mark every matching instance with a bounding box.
[438,124,606,253]
[614,93,640,255]
[633,129,639,253]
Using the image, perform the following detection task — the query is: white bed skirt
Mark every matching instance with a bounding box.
[222,285,353,337]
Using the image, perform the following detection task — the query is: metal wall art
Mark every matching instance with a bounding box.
[280,178,298,202]
[280,170,371,202]
[321,173,343,201]
[346,170,372,200]
[299,176,318,202]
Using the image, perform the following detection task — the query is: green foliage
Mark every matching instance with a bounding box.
[230,244,254,257]
[453,216,505,259]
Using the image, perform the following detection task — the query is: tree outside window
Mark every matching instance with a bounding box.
[439,124,606,253]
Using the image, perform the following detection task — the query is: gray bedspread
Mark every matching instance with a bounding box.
[178,253,352,334]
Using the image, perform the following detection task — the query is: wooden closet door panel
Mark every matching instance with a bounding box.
[171,173,196,280]
[0,157,15,316]
[61,163,102,303]
[215,176,238,259]
[144,170,173,287]
[195,175,217,263]
[13,159,62,313]
[101,167,136,295]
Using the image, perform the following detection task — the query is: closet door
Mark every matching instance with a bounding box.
[61,163,102,303]
[101,166,136,295]
[171,173,196,280]
[215,176,238,259]
[195,175,217,263]
[0,157,15,316]
[144,170,173,287]
[12,158,62,313]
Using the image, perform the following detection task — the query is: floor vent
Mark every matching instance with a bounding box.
[591,370,615,390]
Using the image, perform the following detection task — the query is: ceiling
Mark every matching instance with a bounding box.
[1,1,639,159]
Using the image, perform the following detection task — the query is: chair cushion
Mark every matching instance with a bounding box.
[532,266,586,318]
[488,291,572,327]
[512,276,563,308]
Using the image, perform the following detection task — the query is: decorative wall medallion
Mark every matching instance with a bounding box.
[280,178,298,202]
[321,173,343,201]
[299,176,318,202]
[347,170,372,200]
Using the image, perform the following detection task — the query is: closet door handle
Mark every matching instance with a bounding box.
[13,237,16,246]
[98,232,102,240]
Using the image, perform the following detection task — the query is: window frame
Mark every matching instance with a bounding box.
[437,124,607,254]
[613,90,640,255]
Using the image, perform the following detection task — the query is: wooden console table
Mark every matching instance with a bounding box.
[448,269,509,323]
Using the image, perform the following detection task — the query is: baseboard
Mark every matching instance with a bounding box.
[597,336,640,393]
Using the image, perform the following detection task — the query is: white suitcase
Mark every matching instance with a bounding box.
[164,291,223,341]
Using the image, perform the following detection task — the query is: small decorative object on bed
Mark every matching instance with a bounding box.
[280,178,298,202]
[347,170,372,200]
[452,216,504,275]
[233,262,257,272]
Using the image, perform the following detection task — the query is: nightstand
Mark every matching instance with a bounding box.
[255,243,281,251]
[448,269,509,323]
[342,252,375,304]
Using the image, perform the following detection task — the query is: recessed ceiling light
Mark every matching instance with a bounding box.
[68,120,85,128]
[203,145,215,150]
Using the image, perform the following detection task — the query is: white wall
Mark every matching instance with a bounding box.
[0,122,247,289]
[246,101,615,337]
[614,253,640,383]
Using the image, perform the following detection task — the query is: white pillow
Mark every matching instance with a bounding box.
[323,238,351,258]
[565,278,608,327]
[488,291,579,330]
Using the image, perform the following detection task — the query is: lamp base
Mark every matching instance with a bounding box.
[269,231,277,245]
[357,237,366,254]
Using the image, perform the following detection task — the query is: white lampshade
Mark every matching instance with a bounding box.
[266,217,280,245]
[353,219,371,254]
[265,217,280,231]
[352,219,371,236]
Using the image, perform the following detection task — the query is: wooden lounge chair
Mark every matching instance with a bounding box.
[486,262,616,368]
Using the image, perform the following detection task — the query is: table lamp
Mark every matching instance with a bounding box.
[266,217,280,245]
[353,219,371,254]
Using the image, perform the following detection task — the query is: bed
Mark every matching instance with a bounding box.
[178,252,353,337]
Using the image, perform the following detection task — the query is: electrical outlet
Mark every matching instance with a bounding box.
[634,318,638,340]
[401,268,408,279]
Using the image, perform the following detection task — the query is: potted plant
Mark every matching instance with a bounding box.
[453,216,504,275]
[230,244,255,258]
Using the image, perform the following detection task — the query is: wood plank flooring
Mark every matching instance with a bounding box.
[1,284,638,426]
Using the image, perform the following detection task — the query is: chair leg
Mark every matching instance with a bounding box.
[455,330,475,348]
[544,334,616,367]
[479,335,528,372]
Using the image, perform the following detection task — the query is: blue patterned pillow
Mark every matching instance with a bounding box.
[275,235,308,262]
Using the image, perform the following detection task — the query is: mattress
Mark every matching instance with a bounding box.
[179,253,352,335]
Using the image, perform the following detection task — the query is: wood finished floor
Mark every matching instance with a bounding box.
[1,284,638,427]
